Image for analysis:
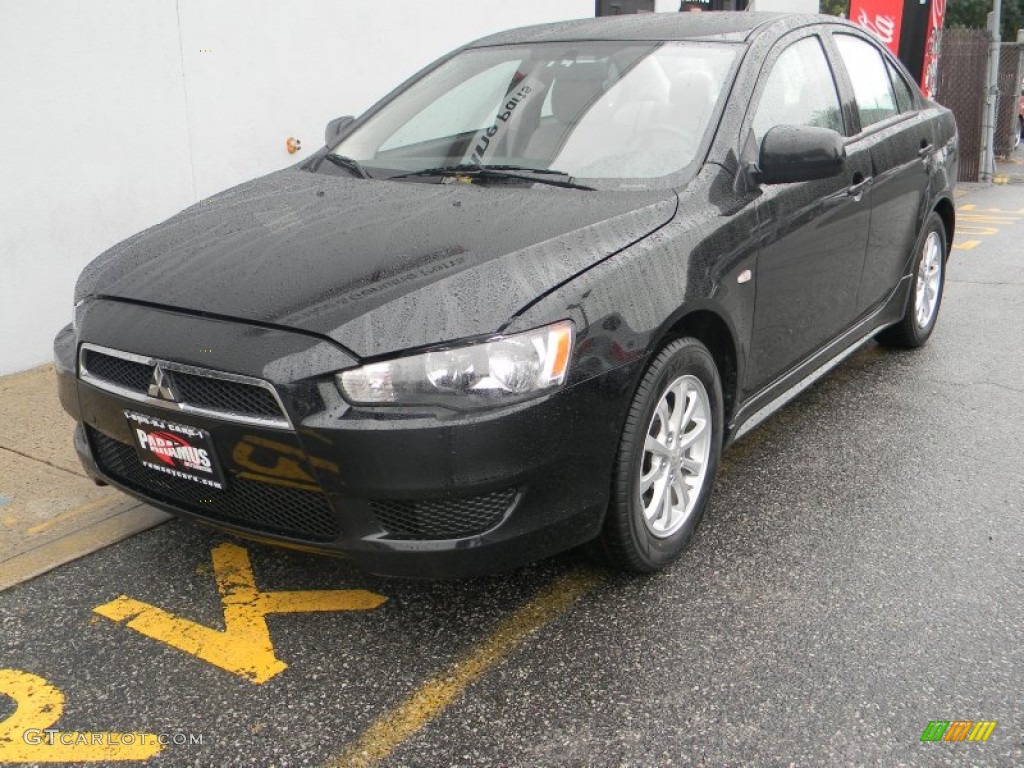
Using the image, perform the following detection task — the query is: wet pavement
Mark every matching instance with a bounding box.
[1,177,1022,767]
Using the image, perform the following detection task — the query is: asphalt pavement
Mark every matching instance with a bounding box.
[1,174,1022,767]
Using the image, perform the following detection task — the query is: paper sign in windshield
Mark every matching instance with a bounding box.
[469,76,544,165]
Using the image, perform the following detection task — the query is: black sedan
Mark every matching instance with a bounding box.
[55,12,957,578]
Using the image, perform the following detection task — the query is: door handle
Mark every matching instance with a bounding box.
[847,175,873,199]
[918,142,934,157]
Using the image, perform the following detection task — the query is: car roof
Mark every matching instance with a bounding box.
[468,12,833,47]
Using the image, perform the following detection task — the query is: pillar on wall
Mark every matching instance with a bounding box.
[621,0,753,12]
[683,0,751,10]
[596,0,655,15]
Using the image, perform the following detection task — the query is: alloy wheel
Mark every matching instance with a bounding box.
[915,230,943,329]
[637,374,712,538]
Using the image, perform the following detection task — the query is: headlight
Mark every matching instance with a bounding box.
[337,321,574,409]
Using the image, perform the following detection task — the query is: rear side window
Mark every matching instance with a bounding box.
[887,61,915,113]
[835,35,898,128]
[752,36,844,145]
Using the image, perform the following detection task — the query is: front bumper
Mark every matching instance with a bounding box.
[55,301,640,578]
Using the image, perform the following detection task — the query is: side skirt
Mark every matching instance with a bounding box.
[727,273,912,445]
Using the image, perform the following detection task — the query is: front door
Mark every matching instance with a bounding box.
[743,33,872,393]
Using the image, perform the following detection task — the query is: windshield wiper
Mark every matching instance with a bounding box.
[474,164,574,176]
[388,164,594,190]
[322,153,372,179]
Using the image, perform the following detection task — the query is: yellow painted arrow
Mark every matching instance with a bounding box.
[0,669,163,763]
[94,543,386,684]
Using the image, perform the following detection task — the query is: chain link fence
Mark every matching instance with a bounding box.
[994,43,1023,157]
[935,28,990,182]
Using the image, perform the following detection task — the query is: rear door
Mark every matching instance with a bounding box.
[745,30,873,393]
[829,32,932,314]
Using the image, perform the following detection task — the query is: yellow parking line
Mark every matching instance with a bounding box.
[956,225,999,236]
[958,216,1019,223]
[952,240,981,251]
[95,543,387,684]
[26,496,118,535]
[950,204,1022,252]
[958,204,1024,214]
[957,206,1024,218]
[0,669,163,763]
[328,568,602,768]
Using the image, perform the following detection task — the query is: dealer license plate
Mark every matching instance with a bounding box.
[125,410,227,490]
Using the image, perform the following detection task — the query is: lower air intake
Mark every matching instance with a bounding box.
[370,489,517,539]
[89,427,339,542]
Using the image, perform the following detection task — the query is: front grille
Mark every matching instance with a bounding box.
[89,428,339,542]
[79,344,289,428]
[370,489,516,539]
[171,370,283,419]
[82,348,153,392]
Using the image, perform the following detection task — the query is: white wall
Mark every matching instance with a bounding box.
[0,0,592,376]
[0,1,196,376]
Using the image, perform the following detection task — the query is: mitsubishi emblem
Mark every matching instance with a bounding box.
[147,365,178,402]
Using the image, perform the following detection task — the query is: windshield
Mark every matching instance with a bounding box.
[329,41,739,188]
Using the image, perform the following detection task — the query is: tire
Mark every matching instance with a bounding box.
[877,211,947,349]
[595,337,724,573]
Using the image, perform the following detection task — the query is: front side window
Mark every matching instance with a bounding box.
[751,36,845,145]
[835,35,898,129]
[330,41,739,186]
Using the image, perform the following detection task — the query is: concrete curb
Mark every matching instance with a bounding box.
[0,503,170,592]
[0,364,171,591]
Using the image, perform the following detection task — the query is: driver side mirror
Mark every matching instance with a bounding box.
[755,125,846,185]
[325,115,355,147]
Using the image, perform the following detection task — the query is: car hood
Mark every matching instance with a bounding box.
[77,168,676,358]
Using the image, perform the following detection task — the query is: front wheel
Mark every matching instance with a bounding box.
[595,337,723,573]
[877,211,947,349]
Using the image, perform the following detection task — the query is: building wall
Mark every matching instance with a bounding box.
[0,0,592,375]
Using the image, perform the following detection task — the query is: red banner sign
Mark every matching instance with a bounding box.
[920,0,946,98]
[850,0,905,57]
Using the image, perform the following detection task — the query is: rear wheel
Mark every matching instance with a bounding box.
[877,211,947,349]
[596,338,723,573]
